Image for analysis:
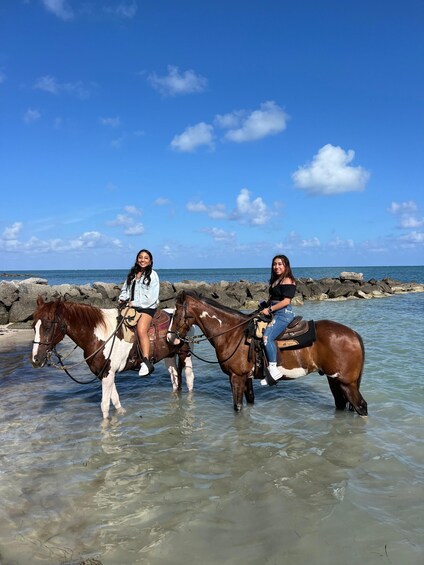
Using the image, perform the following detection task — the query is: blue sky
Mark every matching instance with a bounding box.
[1,0,423,271]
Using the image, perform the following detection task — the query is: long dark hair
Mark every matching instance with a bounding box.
[126,249,153,286]
[269,254,296,287]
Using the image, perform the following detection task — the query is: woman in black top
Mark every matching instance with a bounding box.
[260,254,296,384]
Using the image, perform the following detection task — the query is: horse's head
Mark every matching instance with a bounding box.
[31,296,67,368]
[167,291,193,345]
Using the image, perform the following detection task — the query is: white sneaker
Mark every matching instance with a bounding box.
[260,363,282,386]
[138,362,149,376]
[268,364,282,379]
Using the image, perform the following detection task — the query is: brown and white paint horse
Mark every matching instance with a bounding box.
[168,290,368,416]
[31,297,194,419]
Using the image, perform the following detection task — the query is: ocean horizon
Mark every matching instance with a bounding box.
[1,265,423,287]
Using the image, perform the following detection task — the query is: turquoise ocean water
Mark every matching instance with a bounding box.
[0,265,423,564]
[2,265,424,285]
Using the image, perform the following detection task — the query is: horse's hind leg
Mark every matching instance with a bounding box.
[326,377,348,411]
[342,383,368,416]
[164,357,180,392]
[327,375,368,416]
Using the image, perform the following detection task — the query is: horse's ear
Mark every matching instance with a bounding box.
[36,295,45,306]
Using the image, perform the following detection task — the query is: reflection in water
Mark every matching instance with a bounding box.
[1,296,423,565]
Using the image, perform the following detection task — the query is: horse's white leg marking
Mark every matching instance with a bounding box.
[164,357,179,392]
[101,371,116,419]
[278,365,308,379]
[200,311,223,326]
[184,356,194,391]
[110,381,126,414]
[32,319,41,362]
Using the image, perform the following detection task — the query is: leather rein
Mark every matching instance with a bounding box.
[170,300,259,365]
[33,313,126,385]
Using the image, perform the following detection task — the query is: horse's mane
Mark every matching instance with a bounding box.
[179,290,250,318]
[36,299,107,331]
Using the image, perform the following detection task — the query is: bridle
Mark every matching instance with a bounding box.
[33,310,126,385]
[170,298,257,365]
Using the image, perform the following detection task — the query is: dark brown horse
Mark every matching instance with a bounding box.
[167,290,367,416]
[31,297,194,419]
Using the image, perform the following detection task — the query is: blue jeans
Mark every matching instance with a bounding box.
[263,306,294,363]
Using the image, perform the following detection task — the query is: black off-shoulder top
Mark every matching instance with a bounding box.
[270,283,296,301]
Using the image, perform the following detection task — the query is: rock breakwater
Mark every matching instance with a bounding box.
[1,271,423,328]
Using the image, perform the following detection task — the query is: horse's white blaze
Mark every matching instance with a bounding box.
[32,319,41,361]
[166,308,180,345]
[278,365,308,379]
[200,311,222,326]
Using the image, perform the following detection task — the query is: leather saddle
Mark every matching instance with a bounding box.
[276,316,309,340]
[120,309,171,344]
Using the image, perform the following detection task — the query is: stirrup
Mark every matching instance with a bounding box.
[263,372,278,386]
[144,357,155,374]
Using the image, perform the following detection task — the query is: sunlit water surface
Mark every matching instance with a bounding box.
[0,293,423,564]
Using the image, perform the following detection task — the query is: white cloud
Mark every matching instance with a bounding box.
[187,189,272,225]
[111,136,125,149]
[34,75,91,99]
[399,231,424,243]
[186,201,226,219]
[389,200,424,229]
[187,201,208,213]
[328,236,355,249]
[170,122,214,152]
[148,65,207,96]
[388,200,418,214]
[108,206,144,235]
[124,224,144,235]
[42,0,74,21]
[0,227,122,254]
[202,227,236,242]
[2,222,22,240]
[155,197,171,206]
[104,2,138,18]
[23,108,41,123]
[99,116,121,128]
[292,144,370,195]
[230,188,272,225]
[124,205,141,215]
[300,237,321,248]
[221,101,289,143]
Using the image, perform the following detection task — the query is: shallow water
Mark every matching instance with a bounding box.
[0,293,423,565]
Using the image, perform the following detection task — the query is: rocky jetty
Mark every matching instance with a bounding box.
[1,272,423,329]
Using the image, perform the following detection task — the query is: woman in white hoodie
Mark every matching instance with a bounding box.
[119,249,160,376]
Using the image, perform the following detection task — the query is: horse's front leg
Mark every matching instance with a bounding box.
[183,355,194,392]
[101,371,125,419]
[230,373,245,412]
[111,379,126,415]
[244,376,255,405]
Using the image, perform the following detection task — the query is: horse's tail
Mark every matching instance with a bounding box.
[356,331,365,388]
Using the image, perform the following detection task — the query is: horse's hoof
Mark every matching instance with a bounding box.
[116,407,126,415]
[233,404,243,412]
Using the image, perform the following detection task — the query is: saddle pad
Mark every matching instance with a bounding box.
[276,320,316,350]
